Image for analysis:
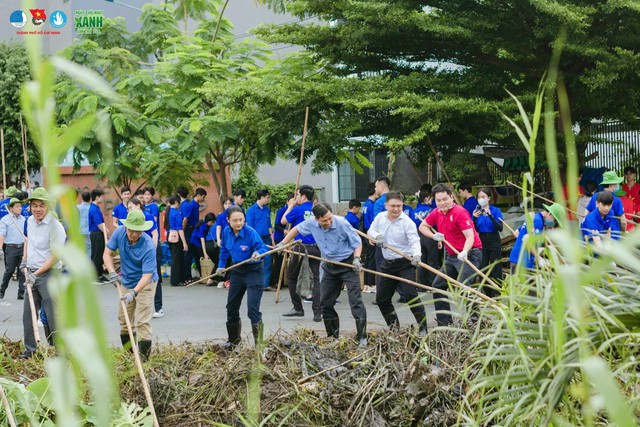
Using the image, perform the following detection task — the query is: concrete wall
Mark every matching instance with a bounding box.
[254,157,336,203]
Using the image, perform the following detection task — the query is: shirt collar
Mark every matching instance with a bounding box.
[36,212,52,225]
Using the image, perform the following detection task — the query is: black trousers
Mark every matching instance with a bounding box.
[154,243,163,311]
[182,227,195,281]
[90,230,105,278]
[169,241,185,286]
[431,248,482,325]
[362,235,376,287]
[227,263,264,325]
[286,243,321,315]
[204,240,219,264]
[479,232,503,297]
[376,258,426,326]
[374,246,384,287]
[270,251,284,287]
[418,234,440,291]
[24,270,56,352]
[0,244,24,297]
[320,255,366,321]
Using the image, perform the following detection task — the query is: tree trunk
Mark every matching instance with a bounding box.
[205,152,229,203]
[183,0,188,35]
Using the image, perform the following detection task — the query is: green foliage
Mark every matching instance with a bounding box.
[0,41,41,183]
[232,167,295,210]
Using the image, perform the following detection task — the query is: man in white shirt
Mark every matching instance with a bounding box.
[367,192,427,336]
[20,187,67,359]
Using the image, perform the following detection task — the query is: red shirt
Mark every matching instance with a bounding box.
[619,195,636,231]
[425,204,482,255]
[622,183,640,202]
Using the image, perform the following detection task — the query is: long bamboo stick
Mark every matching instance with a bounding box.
[354,228,500,307]
[275,107,310,303]
[19,115,29,190]
[0,381,17,427]
[0,128,6,193]
[186,241,296,288]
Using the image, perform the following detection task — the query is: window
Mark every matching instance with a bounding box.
[337,149,388,201]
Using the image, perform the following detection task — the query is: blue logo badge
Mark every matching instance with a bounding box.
[9,10,27,28]
[50,10,67,28]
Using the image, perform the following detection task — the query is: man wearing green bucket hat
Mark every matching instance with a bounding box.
[0,186,19,218]
[103,209,158,360]
[0,198,26,300]
[20,187,67,359]
[584,170,626,238]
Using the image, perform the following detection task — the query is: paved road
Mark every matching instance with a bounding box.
[0,271,439,347]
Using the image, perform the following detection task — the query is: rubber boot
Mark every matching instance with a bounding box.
[382,311,400,332]
[354,318,368,348]
[138,340,152,361]
[224,321,242,350]
[323,318,340,338]
[120,333,135,353]
[251,322,263,346]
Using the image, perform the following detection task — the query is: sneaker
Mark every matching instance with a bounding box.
[152,309,164,318]
[217,281,225,288]
[303,296,313,303]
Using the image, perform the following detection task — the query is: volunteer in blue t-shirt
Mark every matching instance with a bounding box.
[583,171,626,239]
[472,188,504,295]
[582,191,615,249]
[104,209,158,360]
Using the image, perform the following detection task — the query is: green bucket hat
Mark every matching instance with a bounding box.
[543,203,566,228]
[615,188,627,197]
[5,186,18,197]
[27,187,50,202]
[8,198,21,207]
[600,171,624,185]
[121,210,153,232]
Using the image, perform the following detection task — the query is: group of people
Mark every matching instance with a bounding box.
[3,165,635,360]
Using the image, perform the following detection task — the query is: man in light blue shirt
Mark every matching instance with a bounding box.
[77,191,91,255]
[0,198,26,300]
[278,203,367,347]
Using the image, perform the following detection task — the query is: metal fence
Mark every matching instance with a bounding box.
[584,121,640,171]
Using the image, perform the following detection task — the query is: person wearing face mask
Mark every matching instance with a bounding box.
[472,188,504,295]
[419,184,483,326]
[508,203,565,273]
[583,171,626,238]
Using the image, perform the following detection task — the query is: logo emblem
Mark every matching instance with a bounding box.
[9,10,27,28]
[240,245,248,251]
[50,10,67,28]
[29,9,46,26]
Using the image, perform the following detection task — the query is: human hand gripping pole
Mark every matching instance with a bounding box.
[185,241,297,288]
[23,267,40,345]
[353,228,502,307]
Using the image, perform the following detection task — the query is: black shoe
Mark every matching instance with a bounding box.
[372,300,378,305]
[397,296,407,303]
[323,318,339,338]
[382,311,400,332]
[17,294,24,300]
[171,282,186,287]
[282,308,304,317]
[19,350,35,359]
[252,322,263,346]
[313,313,322,322]
[0,291,4,299]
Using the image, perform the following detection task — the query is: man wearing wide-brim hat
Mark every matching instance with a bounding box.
[103,209,158,360]
[0,186,19,218]
[20,187,67,359]
[584,170,627,237]
[0,198,26,300]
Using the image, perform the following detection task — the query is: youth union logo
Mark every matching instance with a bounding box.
[9,10,27,28]
[50,11,67,28]
[29,9,47,26]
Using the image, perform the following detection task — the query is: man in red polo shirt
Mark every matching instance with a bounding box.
[419,183,482,326]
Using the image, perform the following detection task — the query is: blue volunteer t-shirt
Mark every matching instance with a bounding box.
[191,221,209,247]
[273,204,288,243]
[112,202,128,221]
[508,212,544,268]
[285,201,316,244]
[106,227,159,288]
[581,209,615,241]
[463,196,478,217]
[88,203,104,232]
[218,225,268,268]
[216,209,229,235]
[246,202,272,236]
[373,193,387,217]
[145,202,159,221]
[345,211,360,229]
[412,202,434,228]
[585,191,622,237]
[362,197,376,230]
[474,205,504,233]
[0,198,10,218]
[168,208,183,231]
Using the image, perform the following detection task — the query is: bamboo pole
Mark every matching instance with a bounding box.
[0,382,18,427]
[275,107,310,303]
[19,115,29,190]
[1,129,6,193]
[186,241,296,288]
[354,228,500,307]
[22,268,41,346]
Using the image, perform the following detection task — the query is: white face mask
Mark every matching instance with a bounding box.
[478,198,488,207]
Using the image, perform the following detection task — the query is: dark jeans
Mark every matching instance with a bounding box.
[431,248,482,325]
[286,243,321,315]
[182,227,195,281]
[1,244,25,297]
[227,263,264,325]
[154,243,163,311]
[479,232,503,297]
[260,236,272,288]
[24,269,56,352]
[321,255,366,321]
[376,258,426,327]
[374,246,384,287]
[90,230,105,278]
[169,241,185,286]
[362,235,376,287]
[418,234,440,291]
[205,240,219,264]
